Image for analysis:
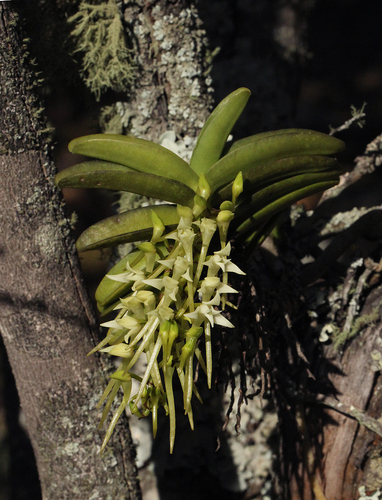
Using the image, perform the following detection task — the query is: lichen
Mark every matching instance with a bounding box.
[36,372,138,500]
[332,308,380,350]
[320,206,382,237]
[69,0,136,100]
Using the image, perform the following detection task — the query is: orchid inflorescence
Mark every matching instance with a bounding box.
[93,175,245,453]
[55,88,345,453]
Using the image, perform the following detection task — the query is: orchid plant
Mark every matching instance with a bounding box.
[55,88,345,453]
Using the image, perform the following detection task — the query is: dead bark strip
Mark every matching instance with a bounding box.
[320,289,382,500]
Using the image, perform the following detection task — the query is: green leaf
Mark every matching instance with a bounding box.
[69,134,199,191]
[235,180,338,236]
[76,204,180,251]
[233,170,341,227]
[206,130,345,194]
[212,155,341,207]
[55,160,195,207]
[189,87,251,175]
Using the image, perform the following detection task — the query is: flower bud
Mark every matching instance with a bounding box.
[151,210,165,243]
[217,210,234,224]
[196,174,211,201]
[219,200,233,211]
[159,320,171,347]
[100,343,133,358]
[167,320,179,359]
[192,195,207,218]
[217,209,234,245]
[179,326,203,370]
[177,205,193,222]
[232,171,243,206]
[138,241,157,273]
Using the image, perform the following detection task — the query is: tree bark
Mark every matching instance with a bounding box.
[0,4,141,499]
[276,138,382,500]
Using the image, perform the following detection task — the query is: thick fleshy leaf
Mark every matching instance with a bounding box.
[206,130,345,194]
[69,134,199,190]
[212,155,342,207]
[235,180,338,236]
[233,170,341,227]
[76,205,180,252]
[189,88,251,175]
[55,160,195,207]
[221,128,338,155]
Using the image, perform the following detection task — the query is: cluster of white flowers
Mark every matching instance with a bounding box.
[94,188,245,453]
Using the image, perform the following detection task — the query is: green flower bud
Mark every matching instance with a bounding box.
[167,320,179,360]
[151,210,165,243]
[220,200,233,211]
[177,205,193,221]
[192,195,207,218]
[159,320,171,351]
[196,174,211,201]
[178,326,203,371]
[217,209,234,246]
[217,210,234,224]
[137,241,157,273]
[129,400,142,417]
[232,171,243,206]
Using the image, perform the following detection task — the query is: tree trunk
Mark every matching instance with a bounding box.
[0,4,141,499]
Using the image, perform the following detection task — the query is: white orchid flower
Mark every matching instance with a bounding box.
[193,217,217,247]
[147,305,174,323]
[100,343,133,359]
[184,293,235,328]
[118,296,146,319]
[143,276,179,302]
[204,242,246,277]
[135,290,157,313]
[198,277,237,301]
[116,315,141,332]
[177,227,195,262]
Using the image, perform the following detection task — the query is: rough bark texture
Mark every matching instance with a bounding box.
[119,0,214,140]
[316,158,382,499]
[0,4,141,499]
[274,138,382,500]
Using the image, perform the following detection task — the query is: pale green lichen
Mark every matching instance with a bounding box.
[99,104,125,134]
[332,308,380,351]
[69,0,135,100]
